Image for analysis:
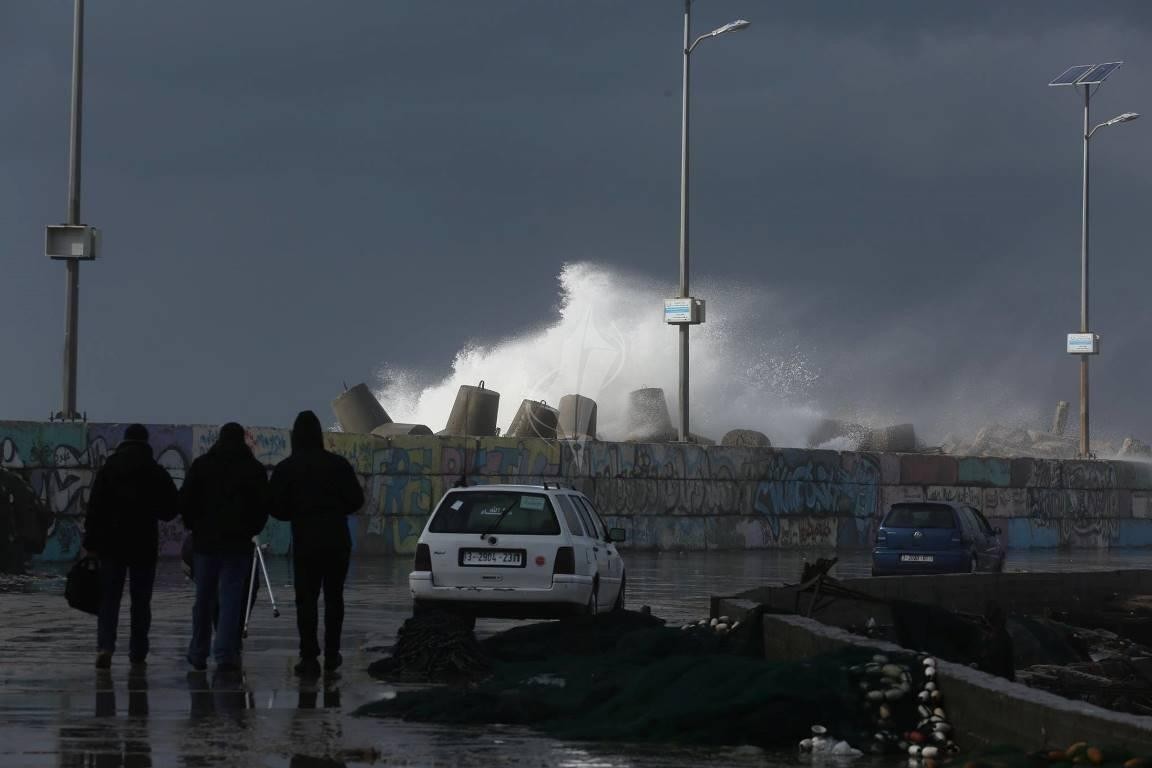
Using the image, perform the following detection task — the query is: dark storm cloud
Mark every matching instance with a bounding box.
[1,2,1149,442]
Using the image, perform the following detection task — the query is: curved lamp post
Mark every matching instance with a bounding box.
[674,3,750,442]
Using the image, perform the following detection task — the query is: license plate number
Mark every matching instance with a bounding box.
[461,549,524,567]
[901,554,934,563]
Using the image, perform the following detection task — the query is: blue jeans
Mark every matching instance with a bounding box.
[97,559,157,661]
[188,553,250,666]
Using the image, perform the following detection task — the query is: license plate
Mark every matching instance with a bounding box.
[901,554,934,563]
[460,549,525,567]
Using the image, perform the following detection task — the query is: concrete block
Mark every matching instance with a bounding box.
[925,485,984,506]
[858,423,918,453]
[879,453,902,484]
[505,399,559,439]
[720,429,771,448]
[558,394,597,440]
[471,437,561,478]
[981,487,1029,518]
[441,384,500,437]
[584,441,635,478]
[322,432,379,474]
[1062,460,1117,490]
[1133,491,1152,519]
[706,446,777,481]
[1010,458,1062,488]
[900,454,958,486]
[957,457,1011,487]
[331,383,390,435]
[1116,460,1152,491]
[839,452,883,485]
[625,388,676,442]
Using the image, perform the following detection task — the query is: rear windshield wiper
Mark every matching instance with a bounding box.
[480,499,521,539]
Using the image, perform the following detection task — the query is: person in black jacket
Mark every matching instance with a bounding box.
[83,423,179,669]
[180,423,269,672]
[270,411,364,676]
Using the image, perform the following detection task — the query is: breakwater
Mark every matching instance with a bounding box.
[3,420,1152,561]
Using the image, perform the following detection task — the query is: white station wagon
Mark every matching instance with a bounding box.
[409,484,627,621]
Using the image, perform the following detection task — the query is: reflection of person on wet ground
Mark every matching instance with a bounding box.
[185,668,253,720]
[270,411,365,677]
[83,424,180,670]
[78,670,154,767]
[180,423,269,673]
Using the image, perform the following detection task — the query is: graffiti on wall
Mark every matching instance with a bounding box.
[752,450,880,545]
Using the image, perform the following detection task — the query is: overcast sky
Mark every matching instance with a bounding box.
[2,2,1151,442]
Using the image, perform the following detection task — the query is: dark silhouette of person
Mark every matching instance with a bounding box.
[0,466,52,574]
[83,424,179,669]
[270,411,364,676]
[180,423,269,672]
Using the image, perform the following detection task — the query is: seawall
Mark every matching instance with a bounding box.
[4,420,1152,561]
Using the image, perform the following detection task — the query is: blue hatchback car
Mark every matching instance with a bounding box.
[871,501,1005,577]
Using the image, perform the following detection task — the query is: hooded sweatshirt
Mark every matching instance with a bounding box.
[180,423,270,556]
[270,411,364,556]
[83,439,179,563]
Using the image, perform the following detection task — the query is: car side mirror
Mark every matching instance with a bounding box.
[608,527,627,543]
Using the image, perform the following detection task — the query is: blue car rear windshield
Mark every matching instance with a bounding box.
[429,491,561,535]
[883,504,957,529]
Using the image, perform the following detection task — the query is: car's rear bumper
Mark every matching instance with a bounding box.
[871,549,970,576]
[409,572,592,618]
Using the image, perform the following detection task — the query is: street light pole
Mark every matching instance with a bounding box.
[673,5,749,442]
[1050,62,1138,458]
[1079,84,1091,458]
[677,0,692,443]
[62,0,86,421]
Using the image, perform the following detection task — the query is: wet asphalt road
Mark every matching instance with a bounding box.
[1,549,1150,767]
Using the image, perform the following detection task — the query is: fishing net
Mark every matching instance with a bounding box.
[359,608,937,750]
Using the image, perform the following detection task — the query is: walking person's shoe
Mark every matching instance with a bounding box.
[129,656,147,670]
[323,653,342,673]
[293,657,322,677]
[186,655,207,672]
[94,651,112,670]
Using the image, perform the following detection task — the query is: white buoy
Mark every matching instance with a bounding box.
[933,723,952,734]
[917,691,931,702]
[908,745,922,757]
[922,746,939,759]
[715,623,729,632]
[884,687,905,701]
[719,616,730,624]
[882,663,904,678]
[932,707,946,719]
[710,617,718,627]
[866,690,885,702]
[873,654,889,664]
[800,738,813,751]
[811,725,827,736]
[925,682,936,692]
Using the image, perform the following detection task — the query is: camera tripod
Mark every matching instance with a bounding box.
[242,536,280,639]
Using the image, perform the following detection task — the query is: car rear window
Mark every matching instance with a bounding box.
[883,504,957,529]
[429,491,561,536]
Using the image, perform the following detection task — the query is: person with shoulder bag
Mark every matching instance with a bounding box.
[270,411,364,676]
[180,422,269,673]
[82,423,179,670]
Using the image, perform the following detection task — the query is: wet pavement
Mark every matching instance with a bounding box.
[2,549,1150,766]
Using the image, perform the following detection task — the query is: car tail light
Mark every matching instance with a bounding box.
[414,543,432,572]
[553,546,575,575]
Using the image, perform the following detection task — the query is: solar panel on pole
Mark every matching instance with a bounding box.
[1049,64,1094,87]
[1078,61,1123,85]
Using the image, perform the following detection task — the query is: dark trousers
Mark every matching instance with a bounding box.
[188,552,250,666]
[293,550,350,660]
[97,559,157,660]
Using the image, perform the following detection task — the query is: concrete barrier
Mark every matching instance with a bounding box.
[6,417,1152,559]
[757,612,1152,752]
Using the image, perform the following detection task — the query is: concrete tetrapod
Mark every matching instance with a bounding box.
[440,383,500,437]
[558,394,597,440]
[506,399,559,439]
[332,383,391,434]
[625,388,676,443]
[371,423,434,437]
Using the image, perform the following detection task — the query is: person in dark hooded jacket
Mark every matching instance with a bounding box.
[83,423,179,669]
[180,422,269,671]
[270,410,364,675]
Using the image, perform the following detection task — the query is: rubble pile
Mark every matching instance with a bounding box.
[1017,625,1152,716]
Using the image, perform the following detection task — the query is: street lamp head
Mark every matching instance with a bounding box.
[709,19,751,37]
[1108,112,1140,125]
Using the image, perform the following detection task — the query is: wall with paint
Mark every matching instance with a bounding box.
[4,420,1152,559]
